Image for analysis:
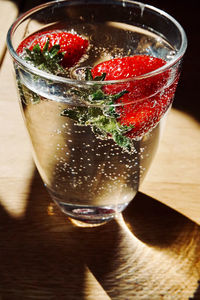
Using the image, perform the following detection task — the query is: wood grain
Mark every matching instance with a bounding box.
[0,0,200,299]
[0,0,21,63]
[0,173,200,299]
[141,109,200,224]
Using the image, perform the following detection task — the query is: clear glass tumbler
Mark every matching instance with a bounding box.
[7,0,187,225]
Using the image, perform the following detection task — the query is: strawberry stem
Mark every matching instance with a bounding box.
[24,38,67,75]
[61,69,133,152]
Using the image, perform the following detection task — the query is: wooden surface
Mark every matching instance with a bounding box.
[0,0,200,299]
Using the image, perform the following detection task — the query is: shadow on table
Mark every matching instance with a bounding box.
[0,172,86,299]
[0,169,199,299]
[3,1,200,298]
[83,192,200,299]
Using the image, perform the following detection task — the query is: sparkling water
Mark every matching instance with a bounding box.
[17,20,176,223]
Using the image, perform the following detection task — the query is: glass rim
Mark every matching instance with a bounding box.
[6,0,187,86]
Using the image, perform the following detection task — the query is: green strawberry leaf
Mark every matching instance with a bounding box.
[61,69,134,152]
[24,38,67,75]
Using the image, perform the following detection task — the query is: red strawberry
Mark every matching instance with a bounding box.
[17,30,88,69]
[92,55,178,138]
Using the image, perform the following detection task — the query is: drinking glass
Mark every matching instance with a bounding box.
[7,0,187,226]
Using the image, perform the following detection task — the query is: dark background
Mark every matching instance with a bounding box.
[148,0,199,122]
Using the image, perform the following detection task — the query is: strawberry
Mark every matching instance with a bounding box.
[17,30,88,72]
[91,55,177,138]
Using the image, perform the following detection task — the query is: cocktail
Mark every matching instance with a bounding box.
[7,0,187,225]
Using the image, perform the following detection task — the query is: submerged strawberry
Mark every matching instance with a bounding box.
[91,55,177,138]
[17,30,88,73]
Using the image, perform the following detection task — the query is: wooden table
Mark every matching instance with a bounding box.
[0,1,200,299]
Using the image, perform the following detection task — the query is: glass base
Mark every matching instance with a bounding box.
[53,199,129,226]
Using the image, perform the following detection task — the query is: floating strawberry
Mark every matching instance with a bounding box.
[17,30,89,74]
[61,55,178,152]
[91,55,177,138]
